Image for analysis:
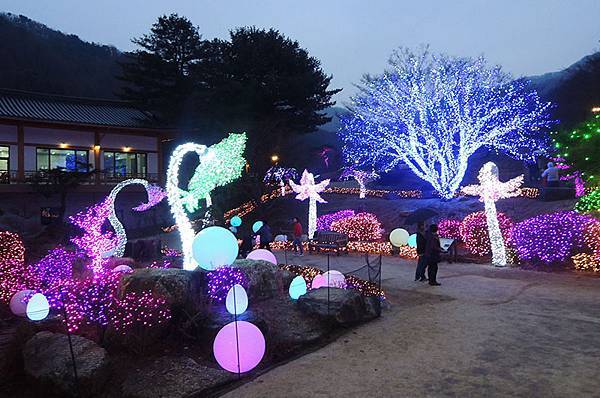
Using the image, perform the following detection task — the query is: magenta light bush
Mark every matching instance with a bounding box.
[438,219,462,240]
[316,209,355,231]
[512,211,596,266]
[207,266,248,301]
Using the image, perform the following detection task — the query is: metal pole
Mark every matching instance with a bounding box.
[232,285,241,379]
[60,289,80,397]
[327,253,330,315]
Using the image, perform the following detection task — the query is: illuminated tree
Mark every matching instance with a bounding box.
[552,112,600,186]
[462,162,523,266]
[338,47,554,199]
[289,170,330,239]
[340,166,379,199]
[263,166,298,196]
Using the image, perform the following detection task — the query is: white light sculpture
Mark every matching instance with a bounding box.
[340,167,379,199]
[289,170,330,239]
[106,178,166,258]
[462,162,523,267]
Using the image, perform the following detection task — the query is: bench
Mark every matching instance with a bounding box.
[308,230,349,255]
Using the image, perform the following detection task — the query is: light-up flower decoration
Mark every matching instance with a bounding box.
[107,179,166,258]
[263,166,298,196]
[289,170,330,239]
[462,162,523,266]
[167,133,247,269]
[340,166,379,199]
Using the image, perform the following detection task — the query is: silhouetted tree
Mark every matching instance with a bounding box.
[117,14,204,123]
[194,27,341,172]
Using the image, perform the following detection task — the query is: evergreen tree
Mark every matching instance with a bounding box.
[117,14,204,124]
[194,27,341,172]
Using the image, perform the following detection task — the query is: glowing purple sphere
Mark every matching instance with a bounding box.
[213,321,265,373]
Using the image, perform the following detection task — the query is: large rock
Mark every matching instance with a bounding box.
[297,288,380,325]
[120,356,232,398]
[120,268,207,314]
[23,331,108,397]
[233,259,294,301]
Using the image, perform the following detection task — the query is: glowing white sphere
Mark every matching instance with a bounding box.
[10,289,35,317]
[390,228,410,247]
[213,321,265,373]
[192,226,239,270]
[230,216,242,227]
[246,249,277,265]
[225,284,248,315]
[407,233,417,248]
[26,293,50,321]
[252,221,264,233]
[289,276,307,299]
[274,234,288,242]
[112,265,133,273]
[323,270,346,288]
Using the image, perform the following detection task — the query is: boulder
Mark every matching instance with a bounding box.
[297,288,380,325]
[232,259,294,301]
[120,356,233,398]
[23,331,108,397]
[120,268,207,315]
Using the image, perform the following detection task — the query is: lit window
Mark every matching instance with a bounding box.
[0,145,8,183]
[103,151,147,177]
[36,148,89,172]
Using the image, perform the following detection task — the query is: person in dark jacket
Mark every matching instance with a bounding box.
[257,222,273,250]
[424,224,442,286]
[414,222,428,281]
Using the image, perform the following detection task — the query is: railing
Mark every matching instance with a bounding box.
[0,170,159,185]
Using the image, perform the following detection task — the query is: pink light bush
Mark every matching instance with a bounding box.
[317,209,356,231]
[330,212,383,241]
[438,219,462,239]
[459,211,513,256]
[109,290,171,334]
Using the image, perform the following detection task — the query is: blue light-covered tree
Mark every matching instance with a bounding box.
[338,47,555,199]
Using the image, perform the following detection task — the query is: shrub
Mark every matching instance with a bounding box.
[459,211,513,256]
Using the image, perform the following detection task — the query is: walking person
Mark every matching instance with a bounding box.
[414,222,428,281]
[257,221,273,250]
[291,217,304,256]
[425,224,442,286]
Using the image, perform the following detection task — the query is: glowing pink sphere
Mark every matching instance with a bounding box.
[311,274,326,289]
[10,289,35,317]
[213,321,265,373]
[246,249,277,265]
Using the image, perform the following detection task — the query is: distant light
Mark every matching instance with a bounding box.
[59,143,69,149]
[122,146,132,152]
[93,145,101,151]
[592,107,600,113]
[271,154,279,163]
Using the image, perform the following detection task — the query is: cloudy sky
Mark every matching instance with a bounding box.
[2,0,599,103]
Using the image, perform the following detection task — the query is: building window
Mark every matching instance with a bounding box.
[36,148,89,172]
[0,145,9,183]
[103,151,147,177]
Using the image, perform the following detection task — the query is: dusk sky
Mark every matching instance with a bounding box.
[2,0,600,103]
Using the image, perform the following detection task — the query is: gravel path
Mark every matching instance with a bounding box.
[224,252,600,398]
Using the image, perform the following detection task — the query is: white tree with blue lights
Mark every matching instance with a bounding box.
[338,47,554,199]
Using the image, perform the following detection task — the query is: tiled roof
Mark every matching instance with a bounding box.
[0,88,162,129]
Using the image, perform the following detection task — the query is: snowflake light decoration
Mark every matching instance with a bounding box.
[289,170,330,239]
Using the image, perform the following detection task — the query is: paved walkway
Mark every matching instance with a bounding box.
[225,252,600,397]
